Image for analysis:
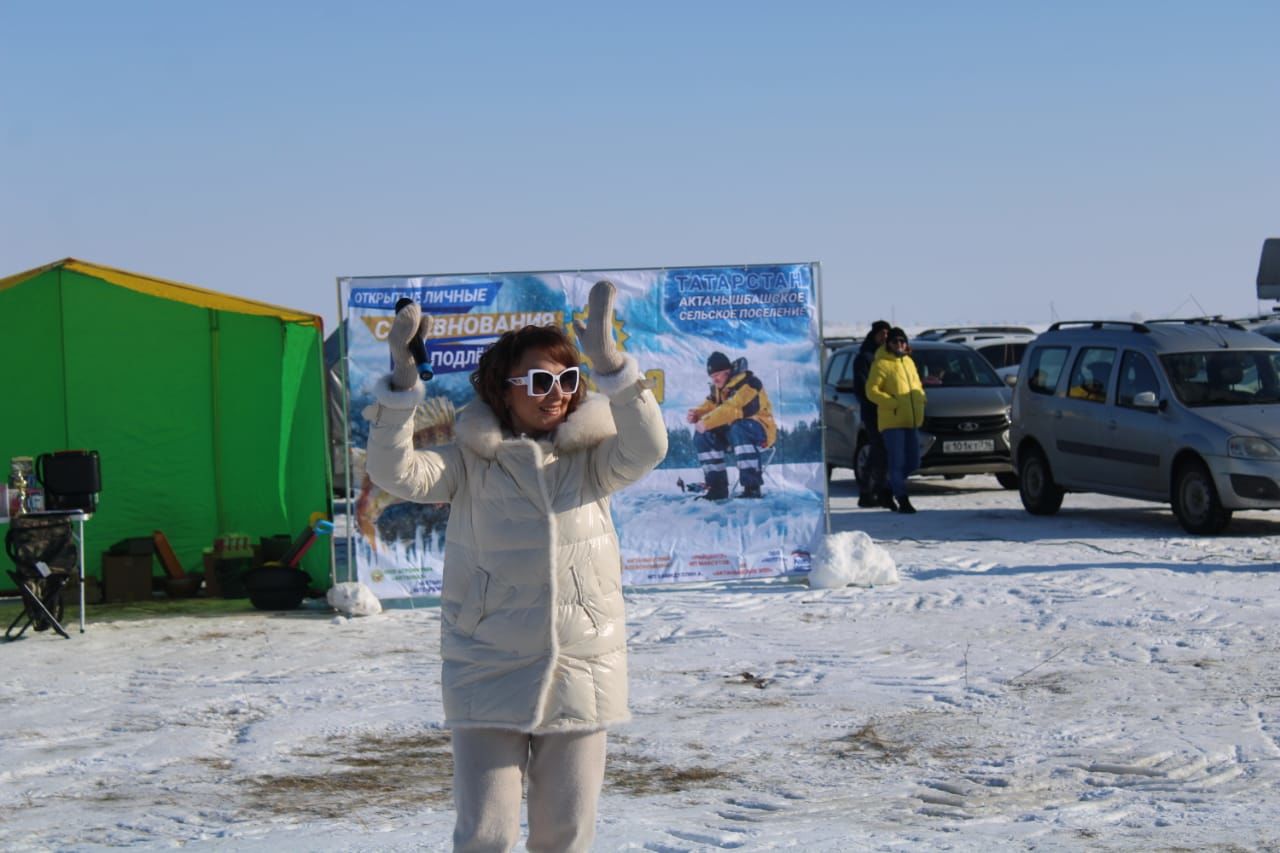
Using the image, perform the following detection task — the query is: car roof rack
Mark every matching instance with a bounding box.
[1227,310,1280,327]
[1145,317,1248,331]
[916,325,1036,339]
[1047,318,1252,334]
[1047,320,1152,332]
[822,336,859,351]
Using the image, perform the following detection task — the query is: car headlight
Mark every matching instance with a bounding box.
[1227,436,1280,460]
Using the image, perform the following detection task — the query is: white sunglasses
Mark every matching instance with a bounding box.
[506,366,581,397]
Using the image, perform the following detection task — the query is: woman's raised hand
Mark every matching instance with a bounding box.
[573,280,626,375]
[388,301,432,390]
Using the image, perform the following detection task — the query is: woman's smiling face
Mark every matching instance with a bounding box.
[504,347,575,436]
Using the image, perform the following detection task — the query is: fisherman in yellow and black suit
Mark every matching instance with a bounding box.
[685,351,777,500]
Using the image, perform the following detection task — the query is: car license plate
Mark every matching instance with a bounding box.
[942,439,994,454]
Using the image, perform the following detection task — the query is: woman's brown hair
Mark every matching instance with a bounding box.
[470,325,585,432]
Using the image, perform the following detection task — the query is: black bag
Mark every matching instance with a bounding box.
[36,450,101,512]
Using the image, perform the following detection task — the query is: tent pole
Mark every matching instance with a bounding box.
[209,310,227,533]
[56,267,71,448]
[336,277,354,583]
[812,262,830,537]
[311,319,338,592]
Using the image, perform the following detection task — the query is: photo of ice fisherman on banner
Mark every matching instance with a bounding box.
[683,350,776,500]
[618,263,824,583]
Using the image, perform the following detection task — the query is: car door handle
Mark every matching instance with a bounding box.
[1107,419,1118,430]
[1052,409,1063,420]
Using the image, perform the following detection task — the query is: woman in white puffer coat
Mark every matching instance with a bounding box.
[365,281,667,852]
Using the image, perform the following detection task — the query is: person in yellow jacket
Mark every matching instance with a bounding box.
[865,328,926,513]
[686,351,777,500]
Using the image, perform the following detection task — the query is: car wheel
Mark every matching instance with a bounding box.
[1172,461,1232,535]
[1019,448,1063,515]
[995,471,1020,490]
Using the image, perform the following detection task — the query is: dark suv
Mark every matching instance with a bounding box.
[1010,320,1280,533]
[824,340,1017,487]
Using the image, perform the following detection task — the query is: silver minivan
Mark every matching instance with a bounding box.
[1010,320,1280,533]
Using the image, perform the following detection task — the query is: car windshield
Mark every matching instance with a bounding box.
[913,348,1003,388]
[1159,350,1280,407]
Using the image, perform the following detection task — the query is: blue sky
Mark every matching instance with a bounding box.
[2,1,1277,333]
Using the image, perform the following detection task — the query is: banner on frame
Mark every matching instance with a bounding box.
[339,265,824,598]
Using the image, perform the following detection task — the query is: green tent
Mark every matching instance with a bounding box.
[0,259,333,593]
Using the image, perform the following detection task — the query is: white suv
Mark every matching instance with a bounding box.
[915,326,1037,372]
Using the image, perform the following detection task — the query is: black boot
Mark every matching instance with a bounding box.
[858,492,878,508]
[879,491,898,512]
[897,496,916,514]
[701,469,729,501]
[739,465,763,499]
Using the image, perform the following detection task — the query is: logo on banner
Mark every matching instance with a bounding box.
[348,283,500,313]
[662,266,814,343]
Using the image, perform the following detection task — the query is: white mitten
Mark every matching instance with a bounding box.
[388,302,432,391]
[572,280,626,375]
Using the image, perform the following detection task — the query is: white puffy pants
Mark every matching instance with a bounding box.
[451,727,607,853]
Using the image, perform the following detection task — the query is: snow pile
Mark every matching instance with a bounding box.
[326,581,383,616]
[806,530,898,588]
[4,477,1279,849]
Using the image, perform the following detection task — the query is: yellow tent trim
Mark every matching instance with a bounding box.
[0,259,63,292]
[0,258,322,329]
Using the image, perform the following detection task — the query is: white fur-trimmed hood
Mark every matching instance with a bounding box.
[453,355,640,460]
[455,392,617,460]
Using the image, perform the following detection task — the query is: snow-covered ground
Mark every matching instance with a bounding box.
[3,472,1279,851]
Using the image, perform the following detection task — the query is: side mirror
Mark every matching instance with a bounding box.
[1004,374,1018,387]
[1133,391,1160,410]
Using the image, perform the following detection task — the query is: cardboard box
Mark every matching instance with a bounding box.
[212,557,251,598]
[102,553,155,602]
[108,537,156,556]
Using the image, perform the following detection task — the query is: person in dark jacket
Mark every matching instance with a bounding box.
[686,351,777,500]
[853,320,891,507]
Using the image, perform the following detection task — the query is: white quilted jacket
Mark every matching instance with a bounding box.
[365,357,666,733]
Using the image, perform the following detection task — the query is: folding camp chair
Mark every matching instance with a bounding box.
[5,515,78,641]
[732,444,778,497]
